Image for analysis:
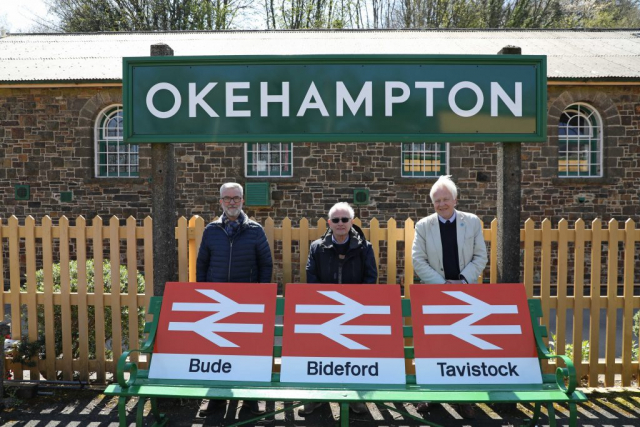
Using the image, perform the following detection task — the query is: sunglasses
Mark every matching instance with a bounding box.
[330,217,351,224]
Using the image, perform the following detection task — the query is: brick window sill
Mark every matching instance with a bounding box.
[84,177,148,185]
[551,177,618,186]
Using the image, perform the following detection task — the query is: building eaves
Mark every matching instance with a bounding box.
[1,29,639,82]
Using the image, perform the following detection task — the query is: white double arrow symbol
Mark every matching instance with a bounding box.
[168,289,265,347]
[294,291,391,350]
[422,291,521,350]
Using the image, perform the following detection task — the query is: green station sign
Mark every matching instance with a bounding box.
[123,55,547,143]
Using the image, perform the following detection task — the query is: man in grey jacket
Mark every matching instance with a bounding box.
[411,175,487,418]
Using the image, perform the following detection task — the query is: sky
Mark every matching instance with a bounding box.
[0,0,51,32]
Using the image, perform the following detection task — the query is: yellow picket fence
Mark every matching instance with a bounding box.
[0,215,638,386]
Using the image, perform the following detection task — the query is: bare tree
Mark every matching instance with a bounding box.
[45,0,256,32]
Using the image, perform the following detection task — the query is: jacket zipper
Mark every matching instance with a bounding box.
[214,222,237,282]
[227,239,233,281]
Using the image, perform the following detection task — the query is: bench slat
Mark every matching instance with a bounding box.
[105,383,586,403]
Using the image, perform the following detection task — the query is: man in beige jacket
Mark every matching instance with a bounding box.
[411,175,488,418]
[412,175,487,285]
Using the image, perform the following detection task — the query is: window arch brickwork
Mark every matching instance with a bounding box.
[546,89,624,181]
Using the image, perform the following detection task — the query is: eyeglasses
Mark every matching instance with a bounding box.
[433,197,453,205]
[330,217,351,224]
[220,196,242,203]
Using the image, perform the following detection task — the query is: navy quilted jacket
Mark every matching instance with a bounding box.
[195,216,273,283]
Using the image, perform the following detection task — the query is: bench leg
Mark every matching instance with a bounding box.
[117,397,127,427]
[150,397,168,426]
[340,403,349,427]
[227,402,304,427]
[136,397,146,426]
[377,403,445,427]
[524,402,542,427]
[568,402,577,427]
[546,403,557,427]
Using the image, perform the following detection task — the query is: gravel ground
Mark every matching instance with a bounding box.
[1,387,640,426]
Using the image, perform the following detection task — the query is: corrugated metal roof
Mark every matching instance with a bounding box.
[1,29,640,82]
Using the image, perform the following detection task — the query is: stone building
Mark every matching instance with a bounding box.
[1,30,639,227]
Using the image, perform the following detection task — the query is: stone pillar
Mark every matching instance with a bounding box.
[150,43,177,296]
[496,45,522,284]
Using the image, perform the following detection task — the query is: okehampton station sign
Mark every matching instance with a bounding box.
[123,55,547,143]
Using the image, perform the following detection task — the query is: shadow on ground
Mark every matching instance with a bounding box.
[1,387,639,426]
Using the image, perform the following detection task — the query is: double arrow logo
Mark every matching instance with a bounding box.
[168,289,265,348]
[295,291,391,350]
[422,291,521,350]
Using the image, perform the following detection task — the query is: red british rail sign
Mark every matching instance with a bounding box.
[280,284,406,384]
[148,282,277,382]
[410,283,542,385]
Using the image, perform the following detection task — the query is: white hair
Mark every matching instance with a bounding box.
[220,182,243,197]
[328,202,355,219]
[429,175,458,202]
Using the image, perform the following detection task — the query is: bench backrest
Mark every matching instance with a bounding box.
[141,295,547,385]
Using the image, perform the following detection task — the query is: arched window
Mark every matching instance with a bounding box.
[558,103,602,177]
[94,105,139,177]
[401,142,449,177]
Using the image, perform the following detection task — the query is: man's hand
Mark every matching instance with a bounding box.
[444,280,464,284]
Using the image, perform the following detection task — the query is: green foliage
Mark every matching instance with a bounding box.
[549,333,590,361]
[19,260,145,366]
[11,337,46,368]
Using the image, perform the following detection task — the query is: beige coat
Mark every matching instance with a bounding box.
[411,210,488,284]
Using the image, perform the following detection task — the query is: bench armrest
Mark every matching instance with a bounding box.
[531,316,577,395]
[528,299,577,396]
[116,349,144,389]
[115,297,163,389]
[540,353,577,396]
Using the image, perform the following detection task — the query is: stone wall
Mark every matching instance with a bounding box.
[1,84,639,228]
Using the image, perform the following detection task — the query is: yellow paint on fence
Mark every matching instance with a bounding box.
[1,215,639,387]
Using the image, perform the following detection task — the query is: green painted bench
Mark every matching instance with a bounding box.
[104,296,587,427]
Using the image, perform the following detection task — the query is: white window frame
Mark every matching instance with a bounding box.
[558,102,603,178]
[401,142,450,178]
[94,105,139,178]
[244,142,294,178]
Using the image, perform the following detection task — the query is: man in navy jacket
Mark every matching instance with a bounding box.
[196,183,273,284]
[196,182,273,415]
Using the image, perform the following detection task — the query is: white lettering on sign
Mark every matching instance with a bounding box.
[145,81,523,119]
[294,291,391,350]
[422,291,521,350]
[297,82,329,117]
[415,82,445,116]
[168,289,265,347]
[448,81,484,118]
[189,83,219,117]
[336,81,372,117]
[261,82,290,117]
[491,82,522,117]
[385,81,411,116]
[147,82,181,118]
[226,82,251,117]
